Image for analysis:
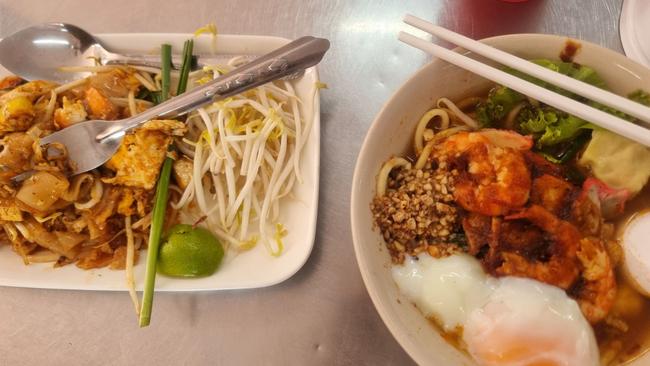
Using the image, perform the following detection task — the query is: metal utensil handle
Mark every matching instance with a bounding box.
[96,36,329,142]
[103,53,188,70]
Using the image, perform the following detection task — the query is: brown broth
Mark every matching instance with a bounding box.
[601,187,650,365]
[427,318,470,358]
[595,274,650,365]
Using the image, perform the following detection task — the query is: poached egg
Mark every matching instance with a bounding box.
[393,254,599,366]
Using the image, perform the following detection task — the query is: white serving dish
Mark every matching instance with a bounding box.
[621,0,650,67]
[350,33,650,365]
[0,34,320,291]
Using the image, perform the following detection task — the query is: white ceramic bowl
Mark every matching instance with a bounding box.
[350,34,650,365]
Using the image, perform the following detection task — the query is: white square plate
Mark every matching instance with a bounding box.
[0,33,320,291]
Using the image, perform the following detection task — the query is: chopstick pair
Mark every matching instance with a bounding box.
[399,14,650,147]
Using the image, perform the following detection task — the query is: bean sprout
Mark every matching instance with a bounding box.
[173,63,314,255]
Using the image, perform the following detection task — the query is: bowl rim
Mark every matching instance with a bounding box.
[350,32,649,365]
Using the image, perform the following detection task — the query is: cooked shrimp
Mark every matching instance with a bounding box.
[575,237,617,324]
[442,130,532,216]
[497,205,581,289]
[84,87,119,120]
[530,174,577,218]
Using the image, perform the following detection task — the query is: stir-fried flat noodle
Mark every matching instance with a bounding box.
[0,70,169,279]
[370,93,650,364]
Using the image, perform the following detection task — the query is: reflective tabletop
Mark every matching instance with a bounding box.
[0,0,623,364]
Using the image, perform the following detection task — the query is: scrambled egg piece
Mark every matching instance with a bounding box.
[0,198,22,221]
[0,96,35,132]
[116,188,149,217]
[54,97,87,128]
[0,80,56,105]
[103,120,185,190]
[0,80,57,133]
[117,188,136,216]
[103,129,170,190]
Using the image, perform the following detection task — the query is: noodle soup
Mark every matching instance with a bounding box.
[351,34,650,366]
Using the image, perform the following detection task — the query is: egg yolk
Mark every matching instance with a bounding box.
[469,332,575,366]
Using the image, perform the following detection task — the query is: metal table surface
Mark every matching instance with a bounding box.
[0,1,623,365]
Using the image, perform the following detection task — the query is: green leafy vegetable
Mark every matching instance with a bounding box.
[588,100,629,120]
[475,86,525,126]
[565,62,606,89]
[518,107,558,134]
[505,59,606,96]
[537,132,591,168]
[538,114,587,146]
[588,89,650,122]
[500,59,650,155]
[516,105,587,148]
[629,90,650,106]
[473,59,609,129]
[479,58,650,166]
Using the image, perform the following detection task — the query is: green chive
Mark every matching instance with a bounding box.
[177,40,194,95]
[138,43,174,327]
[161,44,172,101]
[138,157,172,327]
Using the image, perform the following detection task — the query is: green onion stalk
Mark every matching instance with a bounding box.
[139,41,193,327]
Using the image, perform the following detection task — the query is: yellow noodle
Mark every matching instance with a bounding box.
[414,108,449,155]
[376,157,412,197]
[455,96,484,111]
[437,97,479,129]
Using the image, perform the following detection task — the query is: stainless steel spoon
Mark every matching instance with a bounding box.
[0,23,197,83]
[38,36,329,175]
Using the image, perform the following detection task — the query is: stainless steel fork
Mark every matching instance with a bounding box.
[39,36,330,175]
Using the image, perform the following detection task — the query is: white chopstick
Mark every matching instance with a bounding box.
[398,32,650,147]
[403,14,650,125]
